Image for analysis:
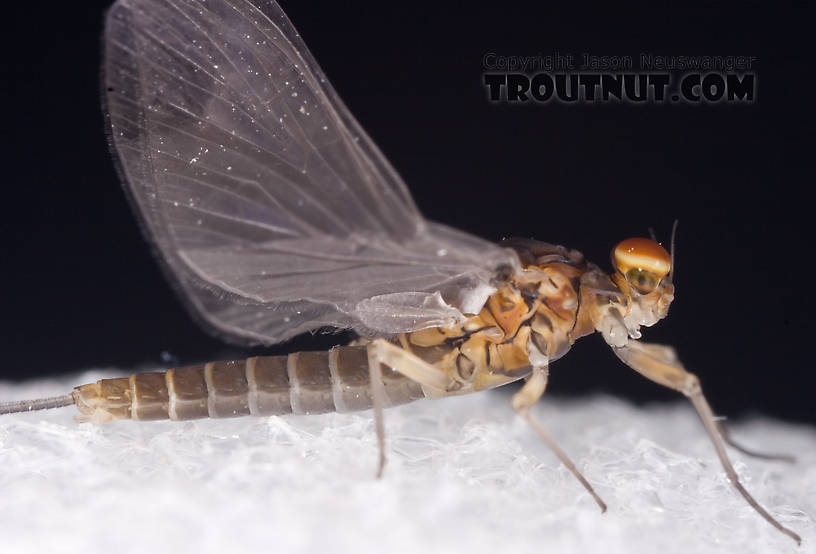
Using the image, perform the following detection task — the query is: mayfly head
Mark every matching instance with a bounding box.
[611,237,675,329]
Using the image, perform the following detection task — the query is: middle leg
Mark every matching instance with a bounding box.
[512,366,608,512]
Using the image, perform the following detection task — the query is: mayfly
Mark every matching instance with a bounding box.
[0,0,800,544]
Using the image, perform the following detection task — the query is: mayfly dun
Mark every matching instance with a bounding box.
[0,0,801,544]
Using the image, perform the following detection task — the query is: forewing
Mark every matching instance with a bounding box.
[103,0,519,344]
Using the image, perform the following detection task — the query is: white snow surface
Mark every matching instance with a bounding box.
[1,370,813,554]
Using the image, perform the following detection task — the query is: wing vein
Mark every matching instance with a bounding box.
[161,0,355,233]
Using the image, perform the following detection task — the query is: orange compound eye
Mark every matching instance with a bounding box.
[613,238,671,279]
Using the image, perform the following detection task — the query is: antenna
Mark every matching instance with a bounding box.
[669,219,679,281]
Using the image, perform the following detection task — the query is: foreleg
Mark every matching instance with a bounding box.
[614,340,800,545]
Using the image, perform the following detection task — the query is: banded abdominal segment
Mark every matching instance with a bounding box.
[73,346,425,423]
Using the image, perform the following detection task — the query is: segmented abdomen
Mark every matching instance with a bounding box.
[74,346,425,423]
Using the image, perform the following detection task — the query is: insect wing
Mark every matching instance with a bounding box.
[103,0,518,344]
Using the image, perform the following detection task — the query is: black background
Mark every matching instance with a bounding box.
[2,2,813,424]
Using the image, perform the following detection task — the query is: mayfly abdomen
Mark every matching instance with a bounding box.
[73,345,426,423]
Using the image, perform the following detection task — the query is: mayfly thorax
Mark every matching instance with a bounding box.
[0,0,801,545]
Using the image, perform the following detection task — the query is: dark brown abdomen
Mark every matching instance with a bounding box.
[73,346,425,423]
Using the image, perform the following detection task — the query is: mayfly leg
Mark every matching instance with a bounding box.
[512,366,608,512]
[367,339,450,477]
[715,421,796,463]
[614,340,801,545]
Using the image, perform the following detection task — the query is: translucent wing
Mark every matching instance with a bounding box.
[103,0,519,345]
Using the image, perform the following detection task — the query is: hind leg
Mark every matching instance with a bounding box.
[366,338,451,477]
